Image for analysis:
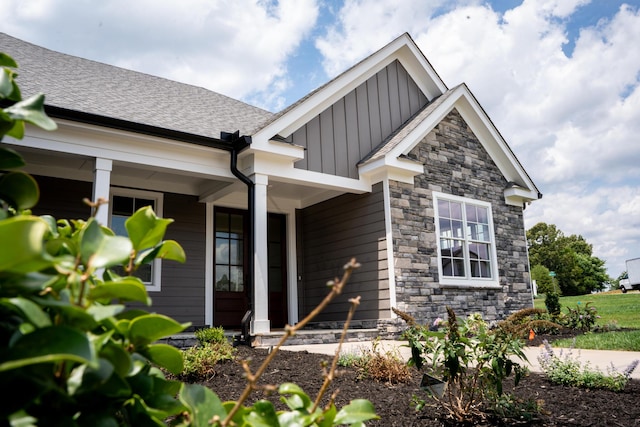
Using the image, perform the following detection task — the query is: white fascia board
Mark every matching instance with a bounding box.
[246,136,305,161]
[273,167,371,193]
[242,151,371,193]
[251,34,447,149]
[504,186,539,206]
[358,156,423,184]
[10,119,234,179]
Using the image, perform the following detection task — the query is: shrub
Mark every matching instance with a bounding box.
[181,342,235,381]
[562,301,599,331]
[497,307,562,338]
[0,53,377,426]
[538,340,639,391]
[401,307,530,423]
[344,339,412,384]
[545,292,561,316]
[195,326,227,345]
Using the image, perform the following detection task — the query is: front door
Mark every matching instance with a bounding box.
[213,209,288,329]
[214,208,249,328]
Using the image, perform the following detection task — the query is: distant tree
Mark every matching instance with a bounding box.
[530,264,554,294]
[526,222,610,295]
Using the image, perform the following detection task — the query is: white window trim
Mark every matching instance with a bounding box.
[433,192,500,288]
[109,187,164,292]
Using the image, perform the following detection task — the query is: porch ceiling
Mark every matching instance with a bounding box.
[267,180,344,208]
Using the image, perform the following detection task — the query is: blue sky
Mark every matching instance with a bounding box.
[1,0,639,277]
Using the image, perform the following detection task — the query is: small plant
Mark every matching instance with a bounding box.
[538,340,639,391]
[497,307,562,338]
[545,292,561,316]
[563,301,599,331]
[195,326,227,345]
[337,350,368,368]
[180,341,236,381]
[346,338,412,384]
[595,319,621,332]
[491,393,544,422]
[400,307,530,423]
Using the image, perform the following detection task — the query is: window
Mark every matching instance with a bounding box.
[109,188,164,291]
[433,192,498,286]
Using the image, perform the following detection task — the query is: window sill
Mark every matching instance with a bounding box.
[439,281,502,290]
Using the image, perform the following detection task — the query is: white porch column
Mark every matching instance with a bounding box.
[93,158,112,225]
[251,173,270,334]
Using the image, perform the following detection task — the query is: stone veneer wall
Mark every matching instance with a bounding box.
[390,108,532,326]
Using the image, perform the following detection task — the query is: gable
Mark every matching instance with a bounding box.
[290,60,429,179]
[359,84,541,206]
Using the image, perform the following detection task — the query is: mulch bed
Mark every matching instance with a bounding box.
[195,334,639,426]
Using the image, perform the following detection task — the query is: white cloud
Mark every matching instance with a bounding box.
[315,0,450,76]
[0,0,319,108]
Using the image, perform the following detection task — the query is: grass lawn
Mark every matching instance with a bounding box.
[534,291,640,351]
[533,291,640,329]
[552,330,640,351]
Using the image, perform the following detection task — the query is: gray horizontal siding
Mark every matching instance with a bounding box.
[299,183,389,322]
[293,60,429,178]
[31,177,207,326]
[33,175,93,219]
[156,193,206,326]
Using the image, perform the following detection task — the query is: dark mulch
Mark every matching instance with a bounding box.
[196,335,639,426]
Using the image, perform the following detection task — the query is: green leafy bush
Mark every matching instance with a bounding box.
[181,342,235,381]
[1,52,378,427]
[562,301,599,331]
[195,326,227,345]
[401,307,530,423]
[544,292,561,316]
[538,340,638,391]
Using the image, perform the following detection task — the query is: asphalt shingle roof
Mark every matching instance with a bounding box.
[1,33,274,139]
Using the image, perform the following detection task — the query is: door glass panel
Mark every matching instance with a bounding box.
[215,212,229,238]
[230,266,243,292]
[215,211,244,292]
[215,265,230,291]
[229,240,242,265]
[230,214,243,239]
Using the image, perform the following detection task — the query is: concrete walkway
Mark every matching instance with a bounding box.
[279,340,640,380]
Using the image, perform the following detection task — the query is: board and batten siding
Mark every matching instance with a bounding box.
[292,60,429,179]
[298,183,389,322]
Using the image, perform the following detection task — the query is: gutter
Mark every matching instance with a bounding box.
[39,104,257,328]
[221,131,255,321]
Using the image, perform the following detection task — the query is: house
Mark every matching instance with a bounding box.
[1,32,541,340]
